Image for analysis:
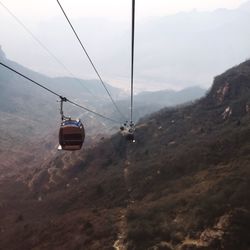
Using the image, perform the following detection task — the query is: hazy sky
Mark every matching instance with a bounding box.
[0,0,249,92]
[1,0,248,21]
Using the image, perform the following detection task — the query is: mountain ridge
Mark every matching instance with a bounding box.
[1,2,250,90]
[0,60,250,249]
[0,47,205,180]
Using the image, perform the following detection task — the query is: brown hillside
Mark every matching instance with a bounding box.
[1,61,250,249]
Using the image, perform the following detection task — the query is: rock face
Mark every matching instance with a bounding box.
[1,60,250,250]
[120,60,250,249]
[205,60,250,120]
[215,82,230,104]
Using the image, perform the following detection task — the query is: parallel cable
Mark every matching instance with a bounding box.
[0,0,95,96]
[0,62,121,124]
[130,0,135,123]
[56,0,126,121]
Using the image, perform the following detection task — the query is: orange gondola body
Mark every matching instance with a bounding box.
[59,119,85,150]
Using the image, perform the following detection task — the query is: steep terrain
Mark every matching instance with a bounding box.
[0,47,123,178]
[1,59,250,249]
[0,46,205,180]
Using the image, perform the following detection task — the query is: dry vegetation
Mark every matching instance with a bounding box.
[1,61,250,249]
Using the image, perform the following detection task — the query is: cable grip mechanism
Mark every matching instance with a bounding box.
[59,96,69,121]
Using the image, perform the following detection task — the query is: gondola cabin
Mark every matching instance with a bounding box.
[125,132,135,142]
[125,127,135,142]
[120,123,136,143]
[58,119,85,150]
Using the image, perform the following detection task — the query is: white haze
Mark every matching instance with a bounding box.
[0,0,249,91]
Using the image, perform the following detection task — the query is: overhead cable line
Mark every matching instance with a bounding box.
[0,0,96,96]
[130,0,135,123]
[0,62,121,124]
[56,0,126,121]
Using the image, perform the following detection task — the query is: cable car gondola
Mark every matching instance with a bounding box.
[120,121,135,143]
[58,97,85,151]
[125,129,135,142]
[58,118,85,150]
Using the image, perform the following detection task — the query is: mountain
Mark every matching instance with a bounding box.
[133,86,206,110]
[111,2,250,90]
[108,87,206,122]
[101,1,250,90]
[1,2,250,90]
[0,47,205,178]
[0,47,125,178]
[1,60,250,249]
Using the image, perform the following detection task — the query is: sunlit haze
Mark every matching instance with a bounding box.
[0,0,247,21]
[0,0,249,91]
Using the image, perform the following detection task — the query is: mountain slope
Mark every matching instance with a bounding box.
[0,46,206,178]
[106,86,206,124]
[1,60,250,249]
[0,48,137,187]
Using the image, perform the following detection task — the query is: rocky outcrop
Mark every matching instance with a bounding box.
[206,60,250,107]
[179,208,250,250]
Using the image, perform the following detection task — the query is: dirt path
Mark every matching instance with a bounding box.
[113,208,127,250]
[113,150,133,250]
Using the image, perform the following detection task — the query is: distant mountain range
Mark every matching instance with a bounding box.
[109,86,206,122]
[0,47,205,176]
[1,2,250,90]
[109,1,250,90]
[0,46,205,130]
